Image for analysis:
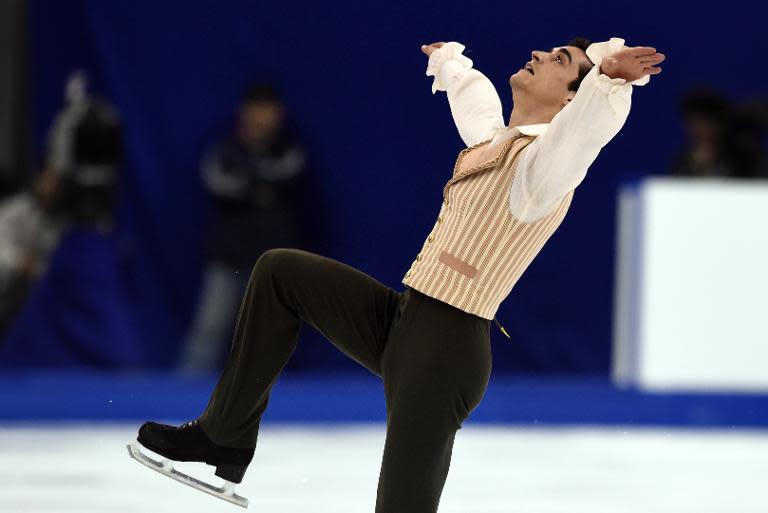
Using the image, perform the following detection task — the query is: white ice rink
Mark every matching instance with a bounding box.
[1,424,766,513]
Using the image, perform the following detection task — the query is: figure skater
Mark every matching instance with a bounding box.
[130,36,664,511]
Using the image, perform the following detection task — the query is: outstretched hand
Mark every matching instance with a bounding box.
[421,42,445,57]
[600,46,665,82]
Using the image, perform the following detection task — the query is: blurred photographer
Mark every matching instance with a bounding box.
[0,73,122,336]
[47,73,121,231]
[0,167,66,332]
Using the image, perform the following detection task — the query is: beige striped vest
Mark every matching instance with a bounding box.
[402,133,573,321]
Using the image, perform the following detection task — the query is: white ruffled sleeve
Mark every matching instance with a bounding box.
[425,42,505,146]
[425,42,474,94]
[509,63,633,222]
[586,37,651,86]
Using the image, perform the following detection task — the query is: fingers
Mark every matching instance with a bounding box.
[628,46,657,56]
[640,51,664,76]
[421,42,446,56]
[639,53,665,65]
[421,45,437,56]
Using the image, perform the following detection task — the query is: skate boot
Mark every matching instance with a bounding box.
[127,419,253,507]
[137,419,254,483]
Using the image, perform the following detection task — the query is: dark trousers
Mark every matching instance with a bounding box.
[199,248,492,513]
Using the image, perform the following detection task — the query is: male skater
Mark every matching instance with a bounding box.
[133,37,664,511]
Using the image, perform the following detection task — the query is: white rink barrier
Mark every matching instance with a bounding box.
[613,177,768,392]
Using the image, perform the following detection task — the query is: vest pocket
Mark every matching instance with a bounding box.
[438,251,478,279]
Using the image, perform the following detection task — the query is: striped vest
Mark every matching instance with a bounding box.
[402,134,573,320]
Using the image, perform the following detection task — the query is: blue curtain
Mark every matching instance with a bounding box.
[3,0,762,372]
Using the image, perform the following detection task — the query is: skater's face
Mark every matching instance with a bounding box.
[509,44,593,111]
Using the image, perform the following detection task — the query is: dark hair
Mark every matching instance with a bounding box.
[242,82,281,105]
[680,87,729,121]
[566,37,594,92]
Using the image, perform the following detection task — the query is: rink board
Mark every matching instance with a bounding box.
[1,371,767,427]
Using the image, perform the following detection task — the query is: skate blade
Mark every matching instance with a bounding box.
[126,443,249,508]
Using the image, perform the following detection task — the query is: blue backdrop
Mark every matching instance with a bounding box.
[1,0,763,373]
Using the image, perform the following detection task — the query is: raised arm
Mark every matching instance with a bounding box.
[509,40,664,222]
[422,42,505,147]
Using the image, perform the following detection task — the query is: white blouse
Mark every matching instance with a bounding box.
[427,39,648,222]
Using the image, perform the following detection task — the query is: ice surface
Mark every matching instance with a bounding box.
[0,424,766,513]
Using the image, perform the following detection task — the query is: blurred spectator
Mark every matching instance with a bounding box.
[178,82,308,374]
[0,168,66,334]
[671,87,768,179]
[671,88,733,177]
[0,72,122,338]
[730,98,768,178]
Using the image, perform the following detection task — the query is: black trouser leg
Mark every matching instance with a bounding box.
[199,248,492,513]
[199,248,401,448]
[376,289,492,513]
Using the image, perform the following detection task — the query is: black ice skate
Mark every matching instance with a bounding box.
[127,419,254,508]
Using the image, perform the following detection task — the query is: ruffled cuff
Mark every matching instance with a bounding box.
[425,42,473,94]
[586,37,650,86]
[588,66,632,97]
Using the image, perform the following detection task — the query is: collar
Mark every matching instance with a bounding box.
[516,123,549,136]
[489,123,549,148]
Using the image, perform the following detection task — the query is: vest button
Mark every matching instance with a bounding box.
[427,234,434,243]
[437,216,443,223]
[416,253,422,261]
[443,198,449,206]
